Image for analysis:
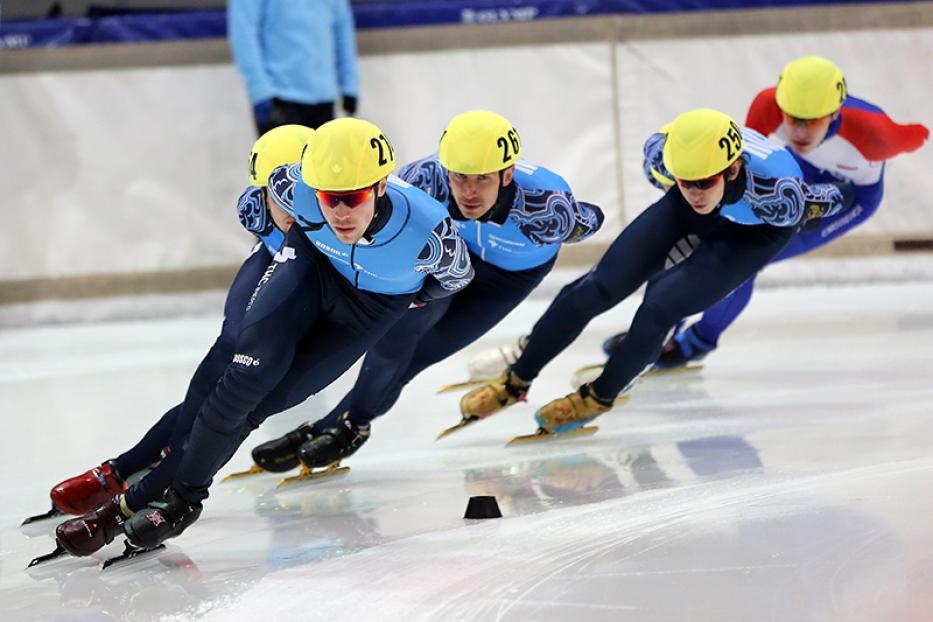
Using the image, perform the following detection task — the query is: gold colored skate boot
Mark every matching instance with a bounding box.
[535,384,614,434]
[459,369,530,419]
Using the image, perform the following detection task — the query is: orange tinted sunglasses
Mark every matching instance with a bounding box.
[315,185,375,209]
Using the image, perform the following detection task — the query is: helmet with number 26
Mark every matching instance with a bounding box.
[302,118,396,191]
[438,110,522,175]
[662,108,743,181]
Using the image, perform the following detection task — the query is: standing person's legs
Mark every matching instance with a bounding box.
[259,99,335,134]
[294,102,335,129]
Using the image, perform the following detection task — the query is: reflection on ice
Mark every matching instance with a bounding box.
[1,282,932,621]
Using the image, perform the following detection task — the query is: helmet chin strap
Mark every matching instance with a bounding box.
[720,159,747,207]
[477,170,514,223]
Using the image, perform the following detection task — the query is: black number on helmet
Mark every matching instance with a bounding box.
[719,121,742,160]
[381,134,395,161]
[249,152,258,181]
[497,136,512,164]
[370,134,394,166]
[508,128,520,154]
[718,137,734,160]
[836,78,847,104]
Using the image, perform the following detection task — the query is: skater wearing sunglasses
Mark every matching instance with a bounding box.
[248,109,604,471]
[40,118,472,561]
[601,56,928,368]
[459,108,853,437]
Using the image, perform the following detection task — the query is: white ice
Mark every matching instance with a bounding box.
[2,275,933,622]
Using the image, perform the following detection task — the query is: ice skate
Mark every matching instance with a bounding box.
[28,495,133,567]
[277,414,365,487]
[123,488,202,550]
[224,423,316,480]
[437,336,528,393]
[439,369,530,440]
[21,506,65,526]
[508,384,614,445]
[24,460,128,526]
[570,362,703,390]
[654,325,715,369]
[276,462,352,488]
[506,425,601,446]
[100,540,167,570]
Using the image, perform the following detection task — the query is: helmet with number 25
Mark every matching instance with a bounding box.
[662,108,744,181]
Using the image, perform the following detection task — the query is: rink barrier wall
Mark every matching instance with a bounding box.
[1,2,932,312]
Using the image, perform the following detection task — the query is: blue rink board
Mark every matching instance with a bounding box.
[0,0,920,50]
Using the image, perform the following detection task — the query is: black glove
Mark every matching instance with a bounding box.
[342,95,357,116]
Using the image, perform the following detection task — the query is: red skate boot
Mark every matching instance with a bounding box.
[55,495,133,557]
[50,461,127,516]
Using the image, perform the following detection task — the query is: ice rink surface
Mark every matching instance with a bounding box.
[2,279,932,622]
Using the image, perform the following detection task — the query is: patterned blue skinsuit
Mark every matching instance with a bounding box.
[512,126,849,399]
[308,155,605,433]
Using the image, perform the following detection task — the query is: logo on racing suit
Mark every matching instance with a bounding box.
[273,246,296,263]
[232,354,261,367]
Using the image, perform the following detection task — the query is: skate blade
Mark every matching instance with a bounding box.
[572,363,703,376]
[507,425,599,446]
[436,379,487,394]
[222,463,266,481]
[436,416,480,441]
[276,463,350,488]
[21,506,65,526]
[27,542,68,568]
[101,540,166,570]
[646,364,704,377]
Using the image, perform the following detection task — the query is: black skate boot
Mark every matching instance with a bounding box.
[298,413,369,469]
[251,423,316,472]
[654,325,715,369]
[123,488,202,550]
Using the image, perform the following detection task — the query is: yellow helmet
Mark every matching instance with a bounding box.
[776,56,847,119]
[438,110,522,175]
[662,109,743,181]
[248,124,315,187]
[301,118,395,191]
